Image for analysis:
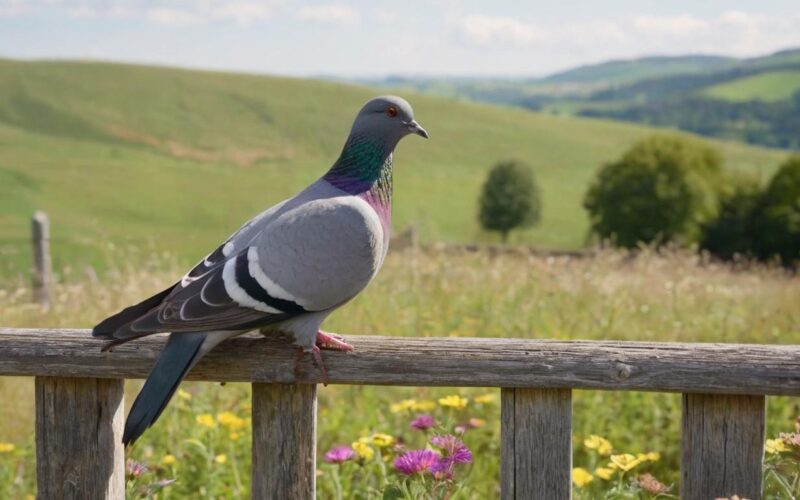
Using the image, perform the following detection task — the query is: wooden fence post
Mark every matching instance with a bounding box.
[681,393,765,500]
[35,377,125,499]
[31,211,52,308]
[501,388,572,500]
[251,383,317,499]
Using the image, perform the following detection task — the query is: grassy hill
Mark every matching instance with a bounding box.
[0,59,787,278]
[703,70,800,102]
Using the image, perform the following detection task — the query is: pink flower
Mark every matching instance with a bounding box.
[429,434,473,480]
[394,449,441,475]
[324,445,356,464]
[411,415,435,431]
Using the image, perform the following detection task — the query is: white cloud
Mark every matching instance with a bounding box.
[460,15,547,45]
[632,14,708,36]
[297,5,359,25]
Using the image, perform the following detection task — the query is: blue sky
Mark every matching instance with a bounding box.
[1,1,799,77]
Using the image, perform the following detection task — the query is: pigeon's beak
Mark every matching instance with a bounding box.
[405,120,429,139]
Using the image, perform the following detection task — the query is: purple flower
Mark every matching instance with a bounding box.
[126,459,148,478]
[411,415,435,431]
[324,445,356,464]
[429,434,473,480]
[393,449,441,475]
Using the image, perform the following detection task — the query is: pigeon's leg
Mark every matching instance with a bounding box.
[293,346,330,386]
[316,330,354,352]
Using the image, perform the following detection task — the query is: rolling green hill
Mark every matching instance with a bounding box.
[703,70,800,102]
[0,59,787,278]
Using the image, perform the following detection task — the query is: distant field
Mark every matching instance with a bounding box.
[0,60,788,278]
[703,70,800,102]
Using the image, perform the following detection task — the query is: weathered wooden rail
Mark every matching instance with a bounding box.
[1,328,799,499]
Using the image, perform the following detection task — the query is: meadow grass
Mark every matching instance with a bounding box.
[0,247,798,498]
[0,59,789,278]
[704,70,800,102]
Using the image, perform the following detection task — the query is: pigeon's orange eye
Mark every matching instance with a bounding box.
[386,106,398,118]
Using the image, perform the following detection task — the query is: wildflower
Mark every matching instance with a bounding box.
[0,443,15,453]
[412,400,436,411]
[438,395,468,409]
[390,399,417,413]
[431,434,472,464]
[217,411,245,430]
[411,415,435,431]
[371,433,395,448]
[572,467,593,487]
[126,459,148,478]
[584,435,613,455]
[610,453,642,472]
[782,432,800,446]
[161,454,177,465]
[468,418,486,428]
[229,432,241,441]
[324,446,356,464]
[394,449,441,476]
[352,439,375,461]
[196,413,215,428]
[214,454,227,464]
[637,451,660,462]
[595,467,614,480]
[766,438,789,454]
[177,389,192,401]
[637,473,669,494]
[474,393,497,404]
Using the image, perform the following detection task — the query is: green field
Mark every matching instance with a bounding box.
[703,70,800,102]
[0,59,788,279]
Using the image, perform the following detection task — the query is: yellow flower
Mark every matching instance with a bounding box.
[0,443,15,453]
[161,454,177,465]
[214,454,227,464]
[412,400,436,411]
[584,435,613,455]
[177,389,192,401]
[352,440,375,461]
[595,467,615,480]
[474,393,497,404]
[766,438,789,454]
[637,451,661,462]
[390,399,417,413]
[572,467,594,487]
[370,433,395,448]
[196,413,215,428]
[217,411,245,430]
[438,395,468,409]
[229,432,241,441]
[610,454,642,472]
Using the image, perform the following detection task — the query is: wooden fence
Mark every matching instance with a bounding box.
[1,328,799,499]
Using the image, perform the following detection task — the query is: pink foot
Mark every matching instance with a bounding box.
[293,346,330,386]
[315,330,354,352]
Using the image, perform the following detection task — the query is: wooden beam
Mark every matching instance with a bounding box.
[35,377,124,499]
[251,383,316,499]
[681,393,765,500]
[501,388,572,499]
[2,329,800,395]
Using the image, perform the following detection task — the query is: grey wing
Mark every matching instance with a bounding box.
[253,195,386,312]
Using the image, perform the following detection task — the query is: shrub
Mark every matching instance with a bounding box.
[583,134,722,248]
[754,155,800,265]
[700,174,763,260]
[478,160,541,242]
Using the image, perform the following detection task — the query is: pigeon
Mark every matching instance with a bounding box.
[92,96,428,446]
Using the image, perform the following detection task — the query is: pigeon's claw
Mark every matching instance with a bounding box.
[293,345,331,386]
[316,330,354,352]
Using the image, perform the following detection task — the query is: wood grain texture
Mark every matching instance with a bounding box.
[501,388,572,500]
[251,383,316,500]
[35,376,124,500]
[2,329,800,395]
[681,393,765,500]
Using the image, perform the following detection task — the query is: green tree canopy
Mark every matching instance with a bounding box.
[478,160,541,242]
[755,155,800,264]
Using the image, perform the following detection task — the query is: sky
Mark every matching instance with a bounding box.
[1,0,800,77]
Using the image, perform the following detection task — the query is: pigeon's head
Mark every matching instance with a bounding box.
[349,96,428,146]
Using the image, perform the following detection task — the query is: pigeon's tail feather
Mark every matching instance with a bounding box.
[93,284,177,338]
[123,332,208,446]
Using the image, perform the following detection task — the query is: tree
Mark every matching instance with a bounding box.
[700,174,762,260]
[478,160,541,243]
[754,155,800,265]
[583,134,722,248]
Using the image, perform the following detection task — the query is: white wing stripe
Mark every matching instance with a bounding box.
[222,258,282,314]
